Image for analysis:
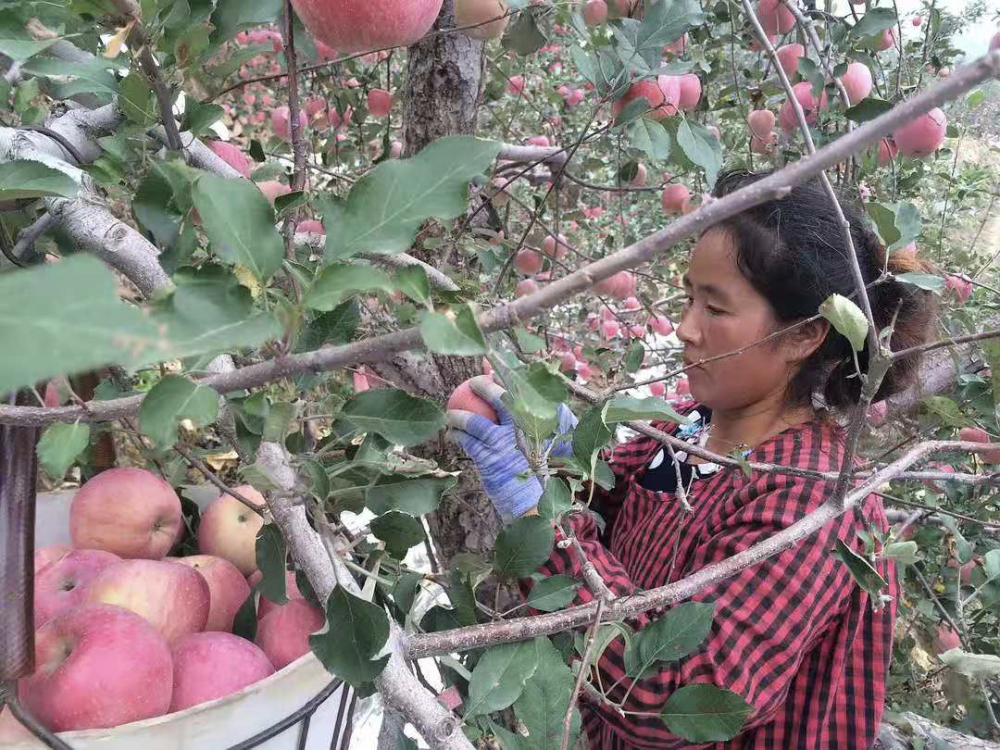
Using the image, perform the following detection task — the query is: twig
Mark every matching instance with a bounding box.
[561,520,616,603]
[560,598,605,750]
[173,443,264,515]
[11,212,55,262]
[132,30,184,152]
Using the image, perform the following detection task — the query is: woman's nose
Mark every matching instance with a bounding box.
[676,306,699,347]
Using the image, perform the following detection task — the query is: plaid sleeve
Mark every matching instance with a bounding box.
[526,474,868,748]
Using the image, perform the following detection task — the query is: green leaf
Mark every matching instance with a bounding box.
[624,341,645,373]
[420,305,487,356]
[628,117,673,161]
[883,541,918,565]
[192,173,284,281]
[21,56,123,98]
[513,637,581,750]
[181,101,225,138]
[845,97,893,123]
[232,585,258,641]
[298,299,361,351]
[309,586,390,688]
[322,136,502,261]
[0,11,59,60]
[119,74,156,126]
[537,476,573,520]
[984,549,1000,581]
[850,7,898,39]
[262,401,298,443]
[36,422,90,481]
[527,575,581,612]
[921,395,968,429]
[982,340,1000,431]
[502,5,547,55]
[938,650,1000,677]
[464,640,539,717]
[624,601,716,678]
[818,294,868,352]
[513,327,546,355]
[365,474,457,515]
[496,359,566,444]
[604,395,691,425]
[255,524,288,606]
[138,375,220,449]
[659,684,754,742]
[304,264,394,311]
[0,160,79,200]
[830,538,888,599]
[341,389,446,446]
[895,272,944,293]
[675,118,723,188]
[370,511,426,559]
[210,0,283,42]
[494,516,555,579]
[573,401,613,477]
[393,265,431,306]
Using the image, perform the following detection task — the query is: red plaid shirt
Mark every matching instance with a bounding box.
[522,404,898,749]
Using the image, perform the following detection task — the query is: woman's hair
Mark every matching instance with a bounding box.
[709,168,939,411]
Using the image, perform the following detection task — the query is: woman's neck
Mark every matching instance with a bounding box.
[701,395,816,459]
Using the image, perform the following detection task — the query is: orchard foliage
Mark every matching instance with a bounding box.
[1,0,1000,744]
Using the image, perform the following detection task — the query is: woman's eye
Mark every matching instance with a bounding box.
[707,306,726,316]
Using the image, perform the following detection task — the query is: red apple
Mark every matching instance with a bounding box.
[34,549,121,627]
[367,88,393,118]
[70,467,183,559]
[747,109,776,139]
[648,314,673,336]
[515,249,544,275]
[19,604,173,732]
[931,622,961,654]
[661,183,690,214]
[34,544,71,574]
[677,74,701,111]
[256,570,305,620]
[169,632,275,712]
[959,427,1000,463]
[83,559,211,646]
[527,134,550,147]
[757,0,794,35]
[877,137,898,166]
[515,278,538,298]
[775,43,804,77]
[779,81,828,132]
[198,487,266,576]
[447,378,498,423]
[892,107,947,157]
[841,62,873,105]
[506,75,525,95]
[175,555,252,632]
[290,0,443,54]
[254,599,326,671]
[540,233,568,259]
[583,0,608,25]
[650,381,666,397]
[611,79,669,120]
[205,140,252,178]
[629,162,647,187]
[875,27,896,51]
[298,219,324,235]
[455,0,509,39]
[270,106,307,142]
[560,352,577,372]
[911,15,922,26]
[257,180,292,205]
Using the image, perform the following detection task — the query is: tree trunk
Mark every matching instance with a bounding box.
[395,0,505,574]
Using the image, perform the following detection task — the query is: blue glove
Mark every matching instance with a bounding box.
[447,376,577,522]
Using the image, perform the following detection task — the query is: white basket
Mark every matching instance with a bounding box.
[3,489,355,750]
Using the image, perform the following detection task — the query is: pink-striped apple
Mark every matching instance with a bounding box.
[169,632,275,712]
[175,555,252,632]
[83,560,210,646]
[290,0,443,53]
[34,544,70,574]
[18,604,173,732]
[455,0,509,39]
[34,549,121,627]
[447,378,498,423]
[198,487,266,576]
[70,467,183,560]
[254,599,326,670]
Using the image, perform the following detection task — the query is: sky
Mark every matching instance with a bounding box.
[833,0,999,59]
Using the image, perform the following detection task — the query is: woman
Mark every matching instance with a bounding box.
[448,169,937,748]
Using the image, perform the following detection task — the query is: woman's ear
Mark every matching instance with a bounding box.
[785,319,830,365]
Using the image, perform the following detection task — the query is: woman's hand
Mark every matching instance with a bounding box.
[446,375,577,522]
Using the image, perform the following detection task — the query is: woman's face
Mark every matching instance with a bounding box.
[676,228,806,413]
